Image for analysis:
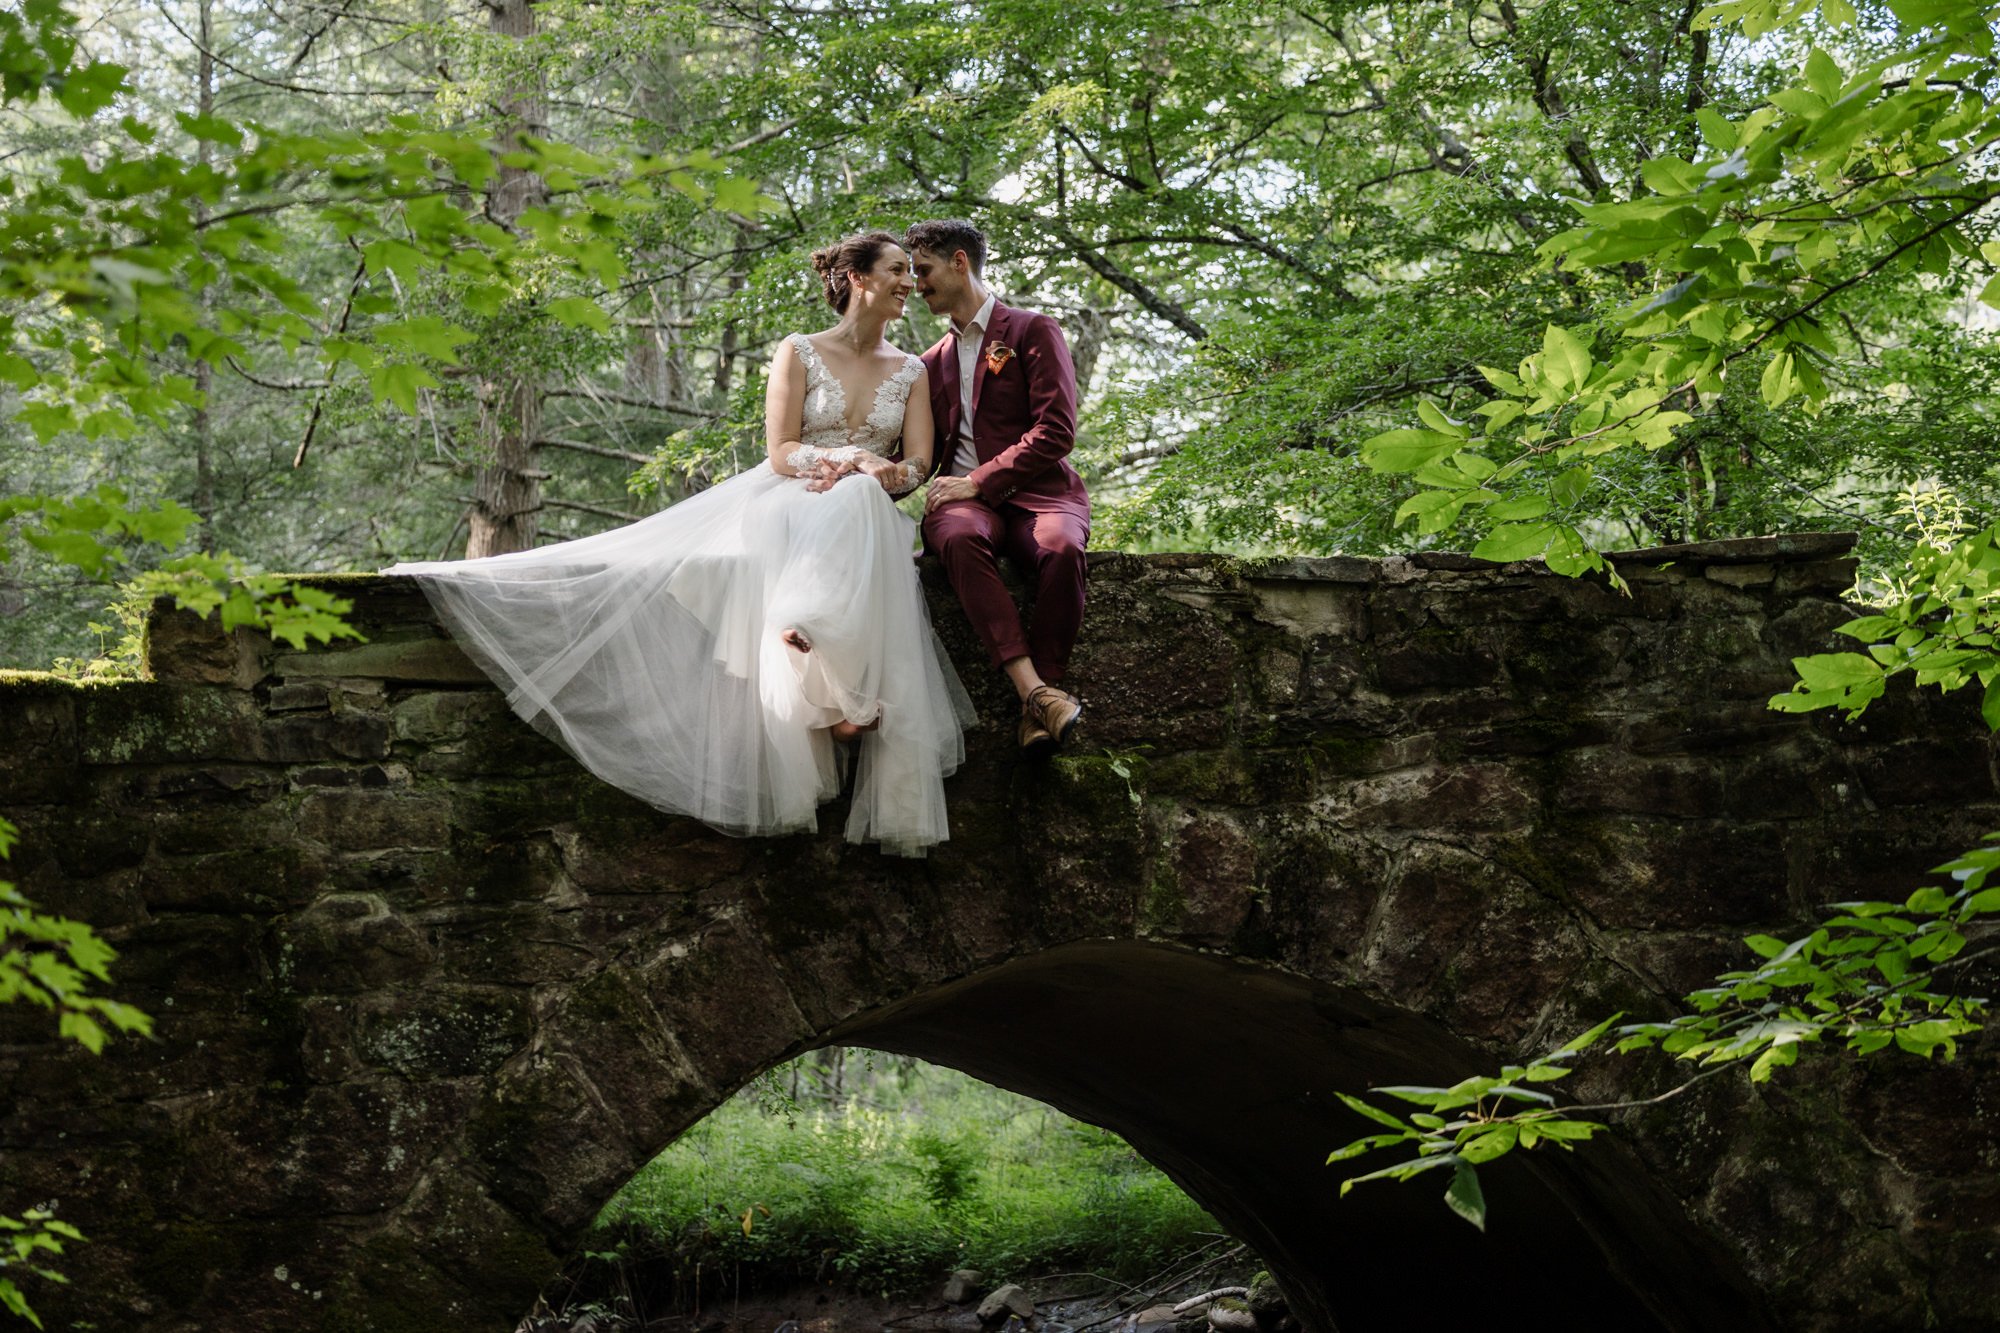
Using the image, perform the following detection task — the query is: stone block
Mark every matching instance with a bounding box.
[171,1078,477,1218]
[1372,631,1502,693]
[296,790,450,851]
[1245,581,1369,638]
[555,817,747,894]
[1160,810,1261,944]
[1362,842,1575,1034]
[270,634,488,684]
[1333,762,1538,831]
[388,688,509,743]
[273,893,435,993]
[288,763,405,789]
[1846,735,1997,808]
[1514,818,1791,929]
[1706,562,1776,587]
[1771,557,1860,597]
[354,986,533,1079]
[1555,748,1729,819]
[639,915,815,1091]
[466,1053,658,1231]
[143,600,262,686]
[977,1284,1035,1323]
[141,843,330,914]
[267,681,331,712]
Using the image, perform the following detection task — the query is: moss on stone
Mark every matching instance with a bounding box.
[134,1221,243,1309]
[564,966,651,1031]
[0,669,123,690]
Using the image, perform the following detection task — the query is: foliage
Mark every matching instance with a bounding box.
[1363,0,2000,572]
[598,1053,1218,1296]
[0,0,752,664]
[1332,831,2000,1230]
[1771,484,2000,723]
[0,816,151,1324]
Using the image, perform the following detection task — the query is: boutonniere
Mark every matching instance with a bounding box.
[984,342,1016,375]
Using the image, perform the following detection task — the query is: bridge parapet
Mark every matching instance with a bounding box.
[1,537,1995,1333]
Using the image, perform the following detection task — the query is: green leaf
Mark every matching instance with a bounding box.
[374,316,476,365]
[546,296,612,333]
[1541,325,1593,394]
[1760,351,1796,407]
[1749,1040,1799,1083]
[1530,1119,1601,1142]
[1336,1091,1410,1132]
[712,174,768,214]
[1362,430,1464,473]
[1555,1013,1624,1057]
[175,111,243,146]
[1395,489,1463,527]
[1459,1123,1518,1164]
[367,362,440,414]
[1792,652,1883,690]
[1443,1161,1486,1232]
[55,60,126,117]
[1485,496,1550,522]
[1472,521,1560,563]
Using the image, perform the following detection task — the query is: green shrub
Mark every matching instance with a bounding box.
[595,1054,1220,1295]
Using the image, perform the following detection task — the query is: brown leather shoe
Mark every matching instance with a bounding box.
[1017,703,1052,754]
[1025,684,1082,749]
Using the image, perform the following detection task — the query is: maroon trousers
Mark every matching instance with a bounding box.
[924,500,1088,684]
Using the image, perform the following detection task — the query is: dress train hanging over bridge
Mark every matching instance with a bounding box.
[386,334,972,856]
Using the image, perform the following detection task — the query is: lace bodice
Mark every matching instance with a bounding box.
[789,333,923,459]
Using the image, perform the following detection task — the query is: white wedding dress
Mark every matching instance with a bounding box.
[386,333,973,855]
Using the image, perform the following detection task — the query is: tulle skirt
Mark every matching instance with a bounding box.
[385,463,974,856]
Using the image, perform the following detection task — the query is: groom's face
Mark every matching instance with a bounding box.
[910,247,970,316]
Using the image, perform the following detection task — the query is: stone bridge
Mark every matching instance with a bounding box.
[2,537,1997,1333]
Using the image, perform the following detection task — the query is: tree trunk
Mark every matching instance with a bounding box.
[1068,305,1112,400]
[465,0,549,559]
[192,0,216,552]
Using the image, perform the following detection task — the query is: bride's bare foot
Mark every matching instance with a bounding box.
[829,716,881,743]
[781,627,812,653]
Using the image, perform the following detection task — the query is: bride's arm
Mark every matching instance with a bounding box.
[765,340,810,475]
[875,365,935,496]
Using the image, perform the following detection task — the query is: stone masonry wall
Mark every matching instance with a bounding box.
[0,537,1996,1333]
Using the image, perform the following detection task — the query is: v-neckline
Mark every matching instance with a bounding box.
[802,335,904,440]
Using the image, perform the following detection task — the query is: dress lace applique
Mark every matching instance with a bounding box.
[788,333,922,459]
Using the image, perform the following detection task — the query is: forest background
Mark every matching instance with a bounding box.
[4,0,1997,672]
[6,0,2000,1317]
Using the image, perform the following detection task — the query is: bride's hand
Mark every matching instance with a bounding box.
[804,456,859,492]
[847,454,901,493]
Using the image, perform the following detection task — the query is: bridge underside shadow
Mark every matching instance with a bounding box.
[827,942,1766,1333]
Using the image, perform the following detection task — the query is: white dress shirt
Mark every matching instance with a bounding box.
[949,292,998,477]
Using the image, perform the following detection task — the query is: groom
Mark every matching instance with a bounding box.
[905,219,1090,754]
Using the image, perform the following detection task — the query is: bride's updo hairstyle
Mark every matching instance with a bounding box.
[809,230,902,313]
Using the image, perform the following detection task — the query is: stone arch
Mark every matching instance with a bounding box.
[421,934,1770,1333]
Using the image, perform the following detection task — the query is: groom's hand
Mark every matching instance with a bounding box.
[924,476,981,513]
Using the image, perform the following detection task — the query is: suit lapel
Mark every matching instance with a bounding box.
[970,303,1006,418]
[929,339,961,442]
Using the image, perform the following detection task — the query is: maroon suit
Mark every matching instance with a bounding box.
[920,302,1091,683]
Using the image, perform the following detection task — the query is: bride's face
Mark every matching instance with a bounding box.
[851,245,915,318]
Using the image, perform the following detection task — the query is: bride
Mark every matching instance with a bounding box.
[386,231,973,856]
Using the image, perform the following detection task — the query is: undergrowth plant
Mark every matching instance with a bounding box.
[596,1057,1218,1298]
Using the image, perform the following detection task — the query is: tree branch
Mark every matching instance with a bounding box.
[542,386,719,417]
[535,436,652,464]
[1049,224,1207,340]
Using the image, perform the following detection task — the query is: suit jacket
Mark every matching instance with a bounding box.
[919,301,1091,523]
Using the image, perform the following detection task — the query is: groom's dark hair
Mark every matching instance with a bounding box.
[904,219,986,276]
